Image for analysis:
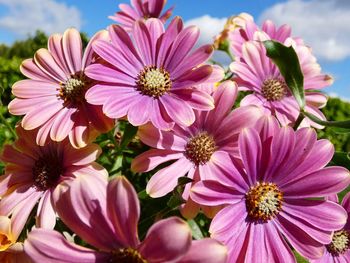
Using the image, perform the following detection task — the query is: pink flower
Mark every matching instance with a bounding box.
[85,17,215,130]
[131,81,263,216]
[311,193,350,262]
[230,39,332,128]
[109,0,173,31]
[0,125,107,230]
[190,116,350,262]
[24,175,227,263]
[8,28,114,148]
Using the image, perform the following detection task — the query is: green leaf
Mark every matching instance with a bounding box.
[263,40,305,109]
[138,189,148,200]
[119,122,138,150]
[303,111,350,132]
[187,219,204,240]
[331,152,350,170]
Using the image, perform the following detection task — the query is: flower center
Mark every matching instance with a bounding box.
[261,78,287,101]
[59,74,91,104]
[185,132,216,165]
[136,66,172,98]
[245,182,283,222]
[111,248,148,263]
[327,230,350,255]
[32,155,63,191]
[0,234,13,252]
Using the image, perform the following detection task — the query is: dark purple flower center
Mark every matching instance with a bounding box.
[111,248,147,263]
[245,182,283,222]
[58,73,91,104]
[261,78,287,101]
[32,155,63,191]
[185,132,216,165]
[136,66,172,98]
[327,230,350,255]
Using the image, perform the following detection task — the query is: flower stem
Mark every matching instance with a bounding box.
[0,110,17,139]
[293,112,304,130]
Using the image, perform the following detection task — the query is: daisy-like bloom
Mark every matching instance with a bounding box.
[190,116,350,262]
[109,0,173,31]
[85,17,215,130]
[131,81,263,213]
[8,28,114,148]
[0,208,33,263]
[230,39,332,128]
[311,193,350,262]
[0,125,106,230]
[24,175,228,263]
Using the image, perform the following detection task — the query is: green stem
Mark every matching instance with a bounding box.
[293,112,304,130]
[0,111,17,139]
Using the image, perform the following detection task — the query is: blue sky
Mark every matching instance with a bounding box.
[0,0,349,99]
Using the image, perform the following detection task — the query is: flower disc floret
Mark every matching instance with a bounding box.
[245,182,283,221]
[261,78,287,101]
[136,66,171,98]
[327,230,350,256]
[32,156,63,191]
[185,132,216,165]
[112,248,147,263]
[59,75,90,104]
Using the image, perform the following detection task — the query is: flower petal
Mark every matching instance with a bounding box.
[62,28,83,74]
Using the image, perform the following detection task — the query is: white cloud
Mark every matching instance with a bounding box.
[328,92,350,103]
[185,15,231,65]
[259,0,350,61]
[0,0,82,37]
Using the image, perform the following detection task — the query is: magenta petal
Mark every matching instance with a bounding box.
[131,149,183,172]
[133,20,153,65]
[281,167,350,198]
[190,180,242,207]
[62,28,82,74]
[139,217,191,262]
[49,106,75,142]
[82,30,109,69]
[20,58,55,82]
[34,48,67,82]
[54,174,119,250]
[149,99,175,130]
[173,65,213,89]
[146,157,193,197]
[24,229,109,263]
[160,95,195,127]
[36,191,56,229]
[172,88,214,111]
[274,216,325,260]
[107,177,140,247]
[138,123,187,151]
[178,238,227,263]
[63,143,101,166]
[127,97,151,126]
[12,79,59,98]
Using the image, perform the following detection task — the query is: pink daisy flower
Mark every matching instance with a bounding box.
[0,125,107,230]
[230,40,332,128]
[8,28,114,148]
[311,193,350,262]
[109,0,173,31]
[131,81,263,207]
[85,17,215,130]
[190,116,350,262]
[24,175,227,263]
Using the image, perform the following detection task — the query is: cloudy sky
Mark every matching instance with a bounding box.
[0,0,349,99]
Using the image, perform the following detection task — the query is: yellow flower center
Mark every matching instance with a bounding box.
[111,248,148,263]
[185,132,216,165]
[327,230,350,255]
[136,66,172,98]
[0,234,13,252]
[59,74,91,104]
[245,182,283,221]
[261,78,287,101]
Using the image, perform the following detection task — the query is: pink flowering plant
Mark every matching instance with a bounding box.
[0,0,350,263]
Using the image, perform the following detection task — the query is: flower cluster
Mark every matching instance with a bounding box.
[0,1,349,263]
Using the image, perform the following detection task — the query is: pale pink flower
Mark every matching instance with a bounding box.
[24,175,227,263]
[0,125,107,230]
[8,28,114,148]
[190,116,350,262]
[311,193,350,262]
[85,18,215,130]
[109,0,173,31]
[230,40,332,128]
[132,81,263,217]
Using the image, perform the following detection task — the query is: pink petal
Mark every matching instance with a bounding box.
[82,30,109,69]
[103,92,142,119]
[138,123,187,151]
[146,157,193,197]
[63,143,101,166]
[36,191,56,229]
[68,115,94,148]
[20,58,55,82]
[85,62,136,84]
[8,97,56,116]
[178,238,228,263]
[49,106,75,142]
[131,149,183,172]
[24,229,109,263]
[139,217,191,262]
[12,79,59,98]
[34,48,67,82]
[48,33,70,73]
[127,97,152,126]
[85,84,133,105]
[172,88,214,111]
[173,65,213,90]
[133,20,153,65]
[62,28,83,74]
[107,176,140,247]
[160,95,195,127]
